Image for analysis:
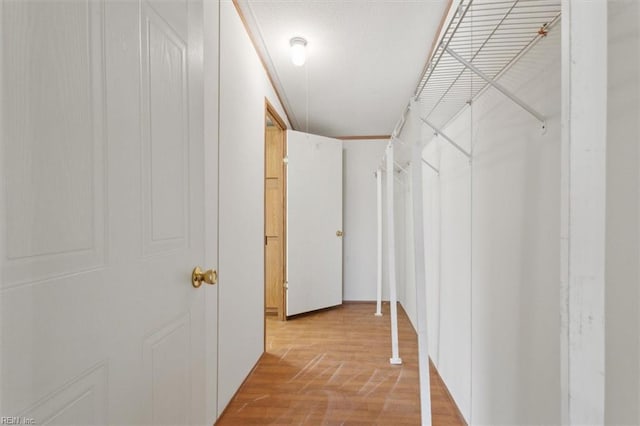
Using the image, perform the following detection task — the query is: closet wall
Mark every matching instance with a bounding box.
[402,2,640,422]
[402,22,562,425]
[394,164,413,323]
[342,140,389,301]
[605,1,640,423]
[217,1,290,411]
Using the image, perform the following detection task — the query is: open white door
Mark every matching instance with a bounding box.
[286,130,343,316]
[1,1,218,424]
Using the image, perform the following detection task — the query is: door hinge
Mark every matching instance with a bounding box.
[283,281,288,290]
[283,156,288,164]
[265,235,268,246]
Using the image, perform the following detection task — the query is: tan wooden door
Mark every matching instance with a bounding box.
[265,113,286,319]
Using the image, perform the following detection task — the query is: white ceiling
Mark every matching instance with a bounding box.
[237,0,451,138]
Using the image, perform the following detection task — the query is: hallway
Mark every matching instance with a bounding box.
[217,303,464,425]
[2,1,638,423]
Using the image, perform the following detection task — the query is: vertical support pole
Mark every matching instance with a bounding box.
[375,168,383,317]
[561,0,607,424]
[410,101,432,425]
[386,144,402,365]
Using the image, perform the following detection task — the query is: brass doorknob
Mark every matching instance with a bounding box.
[336,230,343,237]
[192,266,217,288]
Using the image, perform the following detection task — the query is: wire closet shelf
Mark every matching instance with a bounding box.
[406,0,561,133]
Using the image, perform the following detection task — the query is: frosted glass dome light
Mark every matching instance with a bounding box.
[290,37,307,66]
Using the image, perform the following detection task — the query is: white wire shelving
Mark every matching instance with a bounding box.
[394,0,561,137]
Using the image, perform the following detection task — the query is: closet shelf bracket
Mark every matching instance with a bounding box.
[444,47,546,125]
[420,117,471,160]
[421,158,440,175]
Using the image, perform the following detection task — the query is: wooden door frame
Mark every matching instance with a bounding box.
[264,99,288,328]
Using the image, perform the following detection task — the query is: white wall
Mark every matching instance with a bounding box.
[427,111,473,420]
[415,26,562,424]
[605,1,640,424]
[342,140,389,301]
[390,164,412,321]
[400,168,417,332]
[218,1,289,412]
[341,137,420,328]
[470,37,561,423]
[423,142,441,367]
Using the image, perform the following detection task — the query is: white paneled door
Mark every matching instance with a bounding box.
[1,1,218,425]
[286,131,343,316]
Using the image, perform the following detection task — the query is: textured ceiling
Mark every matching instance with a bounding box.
[237,0,451,138]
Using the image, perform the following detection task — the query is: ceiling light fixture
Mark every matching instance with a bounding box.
[290,37,307,66]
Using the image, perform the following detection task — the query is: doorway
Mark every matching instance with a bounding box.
[264,101,287,322]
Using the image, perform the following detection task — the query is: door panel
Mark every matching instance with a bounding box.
[266,127,284,179]
[265,237,283,313]
[1,1,109,415]
[2,0,105,288]
[265,179,283,236]
[286,130,343,316]
[0,1,217,425]
[265,178,283,315]
[141,1,190,255]
[143,314,191,425]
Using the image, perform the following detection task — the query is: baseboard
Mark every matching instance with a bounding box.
[430,358,468,425]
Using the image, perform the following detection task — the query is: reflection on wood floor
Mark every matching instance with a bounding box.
[216,302,465,425]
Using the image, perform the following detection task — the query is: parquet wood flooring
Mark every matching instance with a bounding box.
[216,302,465,425]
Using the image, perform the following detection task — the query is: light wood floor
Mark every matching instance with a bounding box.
[216,302,465,425]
